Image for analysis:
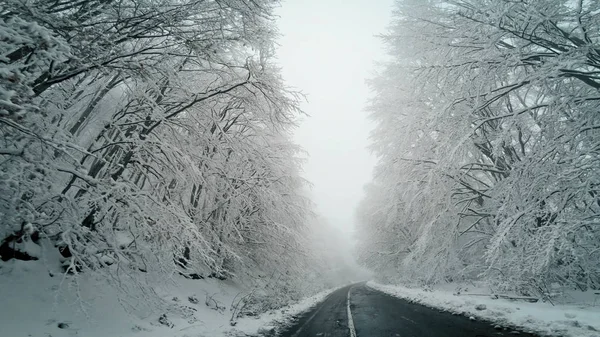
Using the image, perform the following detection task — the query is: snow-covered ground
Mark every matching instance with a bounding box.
[368,281,600,337]
[0,248,336,337]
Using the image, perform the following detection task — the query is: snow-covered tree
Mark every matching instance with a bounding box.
[1,0,324,309]
[358,0,600,294]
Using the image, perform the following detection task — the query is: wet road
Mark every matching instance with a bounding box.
[279,284,539,337]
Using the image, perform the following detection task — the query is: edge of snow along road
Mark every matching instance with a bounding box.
[285,285,347,337]
[366,281,600,337]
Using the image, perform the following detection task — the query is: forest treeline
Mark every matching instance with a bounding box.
[357,0,600,297]
[0,0,330,311]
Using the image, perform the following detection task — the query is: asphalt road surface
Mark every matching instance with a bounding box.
[279,284,540,337]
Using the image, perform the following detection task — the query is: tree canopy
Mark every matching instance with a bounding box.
[357,0,600,296]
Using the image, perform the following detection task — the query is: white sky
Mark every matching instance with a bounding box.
[276,0,394,232]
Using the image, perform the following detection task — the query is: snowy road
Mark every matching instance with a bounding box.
[279,284,540,337]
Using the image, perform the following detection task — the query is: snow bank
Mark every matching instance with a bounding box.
[368,281,600,337]
[0,247,338,337]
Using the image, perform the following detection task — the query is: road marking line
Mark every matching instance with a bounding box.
[347,287,357,337]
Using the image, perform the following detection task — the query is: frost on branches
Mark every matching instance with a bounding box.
[0,0,322,310]
[357,0,600,297]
